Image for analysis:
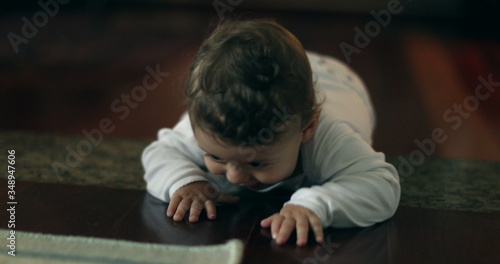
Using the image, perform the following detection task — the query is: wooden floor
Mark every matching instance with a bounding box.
[2,180,499,264]
[1,4,499,161]
[0,4,499,263]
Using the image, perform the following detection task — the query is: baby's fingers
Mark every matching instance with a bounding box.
[205,199,217,220]
[308,215,324,243]
[275,217,294,245]
[166,195,182,218]
[188,199,205,222]
[172,198,193,221]
[295,217,310,246]
[260,214,278,228]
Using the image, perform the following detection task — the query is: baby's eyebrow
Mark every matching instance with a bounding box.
[204,152,222,159]
[198,146,226,160]
[245,156,277,164]
[249,156,271,162]
[201,150,222,158]
[198,145,276,164]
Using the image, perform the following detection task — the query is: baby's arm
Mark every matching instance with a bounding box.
[261,204,324,246]
[261,122,400,245]
[166,181,239,222]
[288,122,400,228]
[142,114,208,202]
[142,114,238,221]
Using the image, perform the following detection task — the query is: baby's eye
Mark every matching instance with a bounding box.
[248,162,267,168]
[204,153,224,162]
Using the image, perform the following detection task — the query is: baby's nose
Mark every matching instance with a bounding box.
[225,161,248,184]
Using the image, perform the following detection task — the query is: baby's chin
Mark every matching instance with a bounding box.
[238,174,296,190]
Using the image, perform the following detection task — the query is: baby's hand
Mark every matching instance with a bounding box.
[260,204,324,246]
[167,181,239,222]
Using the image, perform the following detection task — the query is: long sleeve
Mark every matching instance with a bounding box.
[141,113,209,202]
[286,120,400,228]
[285,52,400,228]
[142,51,401,226]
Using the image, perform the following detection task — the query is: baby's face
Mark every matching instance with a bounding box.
[194,127,303,190]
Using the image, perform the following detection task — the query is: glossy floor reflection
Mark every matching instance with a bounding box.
[0,3,499,264]
[2,180,498,264]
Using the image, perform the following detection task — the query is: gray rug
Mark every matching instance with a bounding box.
[1,130,499,213]
[0,230,243,264]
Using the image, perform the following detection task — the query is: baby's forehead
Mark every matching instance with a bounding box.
[194,124,299,154]
[192,114,302,139]
[200,125,299,146]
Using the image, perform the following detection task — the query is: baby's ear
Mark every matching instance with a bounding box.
[300,108,321,143]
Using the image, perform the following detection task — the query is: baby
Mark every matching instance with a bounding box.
[142,19,400,246]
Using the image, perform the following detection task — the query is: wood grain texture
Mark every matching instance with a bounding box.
[1,180,499,264]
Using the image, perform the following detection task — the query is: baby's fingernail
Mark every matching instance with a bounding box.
[272,233,277,239]
[316,236,323,242]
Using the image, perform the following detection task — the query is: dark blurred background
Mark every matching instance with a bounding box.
[1,0,499,161]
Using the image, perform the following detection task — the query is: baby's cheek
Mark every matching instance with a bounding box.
[255,169,289,185]
[205,159,225,175]
[266,163,297,183]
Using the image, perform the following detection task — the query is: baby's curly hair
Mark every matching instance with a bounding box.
[186,19,318,145]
